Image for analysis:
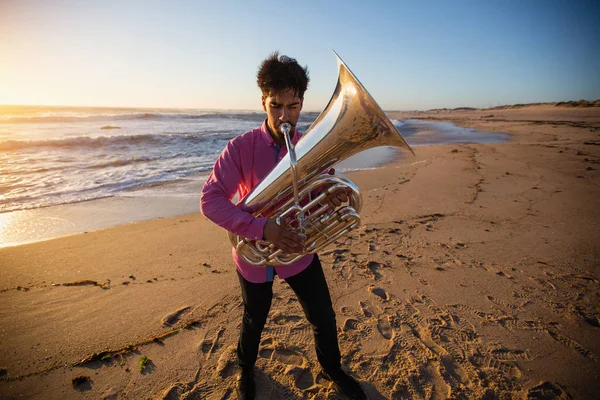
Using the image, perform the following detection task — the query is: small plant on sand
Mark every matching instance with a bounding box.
[139,355,151,373]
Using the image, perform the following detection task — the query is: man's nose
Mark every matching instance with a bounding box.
[279,107,289,121]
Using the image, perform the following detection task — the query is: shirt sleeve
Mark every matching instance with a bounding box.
[200,139,267,241]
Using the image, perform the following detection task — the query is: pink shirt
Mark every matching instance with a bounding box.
[200,120,314,283]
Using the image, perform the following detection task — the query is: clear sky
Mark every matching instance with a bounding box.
[1,0,599,111]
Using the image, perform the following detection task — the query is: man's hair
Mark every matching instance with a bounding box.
[257,51,310,99]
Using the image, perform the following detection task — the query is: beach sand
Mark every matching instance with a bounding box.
[1,105,599,399]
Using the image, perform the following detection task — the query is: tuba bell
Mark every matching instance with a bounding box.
[228,51,414,266]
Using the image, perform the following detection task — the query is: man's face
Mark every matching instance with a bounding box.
[262,88,303,138]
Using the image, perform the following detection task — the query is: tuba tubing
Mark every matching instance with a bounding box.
[229,51,414,266]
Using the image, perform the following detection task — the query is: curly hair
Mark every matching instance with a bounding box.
[257,51,310,99]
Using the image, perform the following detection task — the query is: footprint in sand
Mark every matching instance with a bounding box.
[343,318,360,331]
[215,345,237,378]
[259,347,274,359]
[368,286,389,301]
[527,381,573,399]
[285,366,314,390]
[485,295,518,310]
[359,300,378,318]
[480,355,522,379]
[366,261,385,280]
[161,306,191,326]
[271,314,302,325]
[271,347,306,367]
[547,330,595,360]
[377,315,393,340]
[199,327,224,359]
[160,383,187,399]
[490,347,532,362]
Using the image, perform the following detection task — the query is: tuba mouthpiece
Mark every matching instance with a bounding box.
[280,123,292,134]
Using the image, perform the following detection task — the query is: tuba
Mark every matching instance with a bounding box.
[228,51,414,266]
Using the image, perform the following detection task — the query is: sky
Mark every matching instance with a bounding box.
[1,0,599,111]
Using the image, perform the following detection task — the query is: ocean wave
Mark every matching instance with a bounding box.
[85,157,156,169]
[0,132,227,151]
[0,167,212,213]
[0,111,267,124]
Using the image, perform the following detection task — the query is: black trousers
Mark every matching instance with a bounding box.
[236,255,342,373]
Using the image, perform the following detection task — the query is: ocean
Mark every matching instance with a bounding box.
[0,106,508,246]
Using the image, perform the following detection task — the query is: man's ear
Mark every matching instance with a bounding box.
[261,96,267,111]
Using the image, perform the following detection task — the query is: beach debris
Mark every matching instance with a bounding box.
[100,125,121,130]
[54,280,110,289]
[0,367,7,377]
[72,375,92,391]
[202,262,211,268]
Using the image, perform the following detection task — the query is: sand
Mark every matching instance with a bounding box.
[1,105,599,399]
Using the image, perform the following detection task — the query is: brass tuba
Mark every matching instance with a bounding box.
[228,51,414,266]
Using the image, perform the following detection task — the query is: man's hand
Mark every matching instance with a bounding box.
[324,168,350,209]
[263,219,305,254]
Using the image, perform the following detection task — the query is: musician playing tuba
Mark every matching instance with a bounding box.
[200,52,367,400]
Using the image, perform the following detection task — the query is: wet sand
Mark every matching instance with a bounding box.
[0,105,599,399]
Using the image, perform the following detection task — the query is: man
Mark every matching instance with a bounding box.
[200,52,367,400]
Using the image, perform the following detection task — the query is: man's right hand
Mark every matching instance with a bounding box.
[263,219,305,254]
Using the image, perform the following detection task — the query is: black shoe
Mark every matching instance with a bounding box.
[235,366,255,400]
[323,369,367,400]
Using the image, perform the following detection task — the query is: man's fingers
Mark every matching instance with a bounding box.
[280,240,303,253]
[275,230,304,253]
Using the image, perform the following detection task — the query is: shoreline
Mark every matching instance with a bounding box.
[1,105,599,399]
[0,146,405,249]
[0,118,509,249]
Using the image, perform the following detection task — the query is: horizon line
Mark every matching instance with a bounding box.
[1,99,599,114]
